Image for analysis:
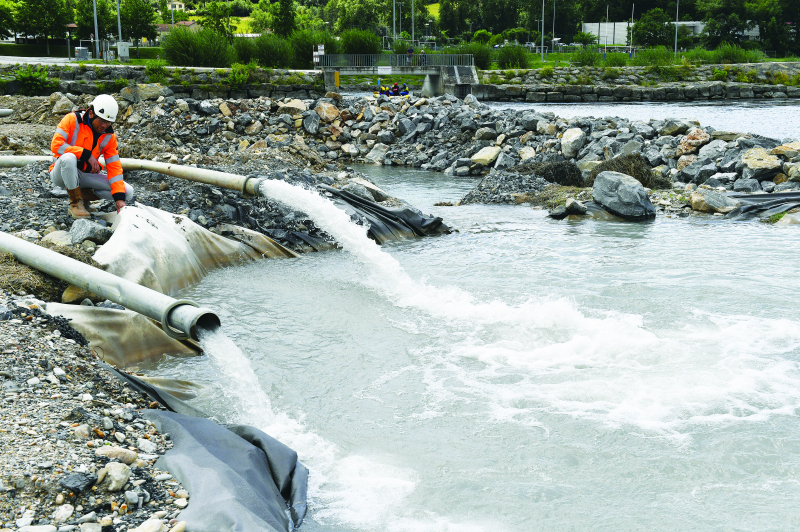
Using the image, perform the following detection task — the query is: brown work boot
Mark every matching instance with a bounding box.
[80,188,99,211]
[67,188,90,219]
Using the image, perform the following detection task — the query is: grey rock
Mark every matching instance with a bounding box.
[760,181,776,193]
[103,462,131,492]
[565,198,588,214]
[698,139,728,161]
[302,112,320,134]
[620,140,643,156]
[59,473,97,494]
[474,127,497,141]
[397,119,416,136]
[659,119,694,136]
[682,161,718,184]
[70,219,112,245]
[493,151,514,170]
[341,183,374,201]
[592,171,656,221]
[76,512,97,524]
[377,130,395,144]
[631,122,656,139]
[198,100,217,115]
[733,178,761,193]
[365,143,389,164]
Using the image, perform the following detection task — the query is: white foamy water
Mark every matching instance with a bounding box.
[169,170,800,532]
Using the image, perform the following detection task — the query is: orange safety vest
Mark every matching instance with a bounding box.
[50,110,125,200]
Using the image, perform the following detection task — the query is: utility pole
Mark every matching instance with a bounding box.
[116,0,122,43]
[552,0,555,47]
[674,0,679,56]
[541,0,544,62]
[412,0,415,44]
[393,0,396,40]
[92,0,100,59]
[604,4,608,56]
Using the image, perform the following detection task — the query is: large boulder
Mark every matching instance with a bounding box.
[658,119,694,136]
[561,128,586,158]
[591,171,656,221]
[315,101,340,122]
[70,219,112,245]
[689,189,740,214]
[302,112,320,134]
[698,139,728,161]
[471,146,502,166]
[519,146,536,161]
[364,143,389,164]
[741,147,782,180]
[51,96,74,115]
[474,127,497,141]
[277,99,306,115]
[675,127,711,156]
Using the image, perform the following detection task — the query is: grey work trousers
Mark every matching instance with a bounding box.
[50,152,134,202]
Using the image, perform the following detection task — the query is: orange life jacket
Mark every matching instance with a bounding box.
[50,110,125,199]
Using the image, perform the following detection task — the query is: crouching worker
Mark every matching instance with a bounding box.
[50,94,133,219]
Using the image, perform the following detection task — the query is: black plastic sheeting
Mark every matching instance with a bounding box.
[726,191,800,219]
[102,363,308,532]
[320,184,451,244]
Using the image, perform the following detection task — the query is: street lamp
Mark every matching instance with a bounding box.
[674,0,680,56]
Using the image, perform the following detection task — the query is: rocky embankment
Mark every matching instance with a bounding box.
[0,291,192,532]
[472,61,800,102]
[0,82,799,532]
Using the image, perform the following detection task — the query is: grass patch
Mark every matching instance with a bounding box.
[514,185,587,210]
[587,154,671,189]
[0,242,102,302]
[764,212,786,223]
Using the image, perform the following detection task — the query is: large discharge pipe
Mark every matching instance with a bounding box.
[0,232,220,341]
[0,157,269,197]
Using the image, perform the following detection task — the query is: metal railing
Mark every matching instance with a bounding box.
[316,54,473,69]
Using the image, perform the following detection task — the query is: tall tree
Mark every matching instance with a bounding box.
[200,1,237,39]
[631,8,674,45]
[326,0,381,32]
[274,0,295,35]
[121,0,158,45]
[747,0,799,55]
[0,0,16,39]
[15,0,71,54]
[697,0,754,46]
[74,0,117,39]
[439,0,460,37]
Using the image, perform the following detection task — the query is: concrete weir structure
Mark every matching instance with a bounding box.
[317,54,478,97]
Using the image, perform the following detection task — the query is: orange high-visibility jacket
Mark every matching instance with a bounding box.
[50,110,125,200]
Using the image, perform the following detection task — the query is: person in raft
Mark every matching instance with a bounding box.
[50,94,133,219]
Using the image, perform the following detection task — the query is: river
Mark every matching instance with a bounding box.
[157,103,800,532]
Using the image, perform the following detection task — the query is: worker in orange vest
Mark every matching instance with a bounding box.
[50,94,133,219]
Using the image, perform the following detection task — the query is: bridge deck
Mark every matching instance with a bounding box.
[316,54,473,75]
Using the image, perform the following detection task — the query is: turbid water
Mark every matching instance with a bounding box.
[488,99,800,139]
[162,107,800,531]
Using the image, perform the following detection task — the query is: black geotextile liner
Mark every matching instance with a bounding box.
[102,363,308,532]
[725,191,800,218]
[320,184,451,244]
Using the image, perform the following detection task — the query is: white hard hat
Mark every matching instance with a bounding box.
[91,94,118,123]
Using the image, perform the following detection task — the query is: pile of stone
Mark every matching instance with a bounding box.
[0,289,190,532]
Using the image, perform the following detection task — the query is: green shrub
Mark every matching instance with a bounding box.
[472,29,491,44]
[254,33,294,68]
[497,45,529,68]
[443,42,492,70]
[511,160,583,187]
[604,52,628,67]
[233,37,258,64]
[601,67,620,80]
[136,47,163,60]
[631,46,674,66]
[713,43,765,64]
[647,64,692,81]
[14,65,55,96]
[683,47,712,64]
[162,27,235,67]
[227,62,256,88]
[573,46,601,67]
[711,68,728,81]
[340,29,381,55]
[391,39,416,55]
[144,59,168,83]
[539,65,554,77]
[288,30,339,69]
